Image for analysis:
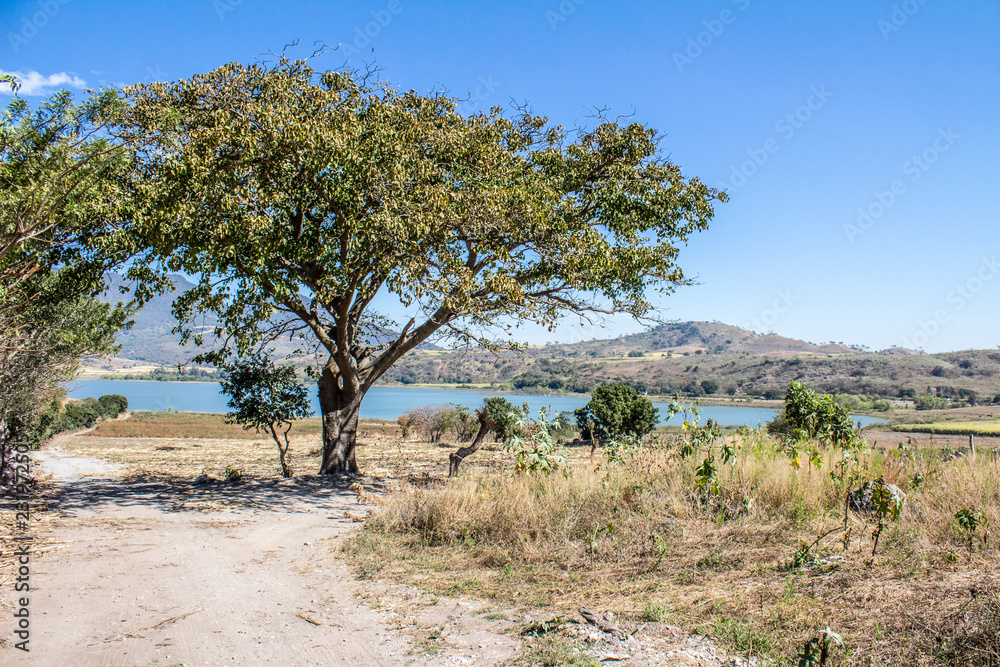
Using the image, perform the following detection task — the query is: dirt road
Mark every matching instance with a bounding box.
[2,435,519,666]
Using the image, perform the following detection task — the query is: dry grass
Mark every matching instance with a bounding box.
[346,432,1000,665]
[53,415,1000,663]
[67,411,507,481]
[896,421,1000,436]
[84,410,327,440]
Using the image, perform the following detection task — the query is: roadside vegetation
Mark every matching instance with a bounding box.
[341,383,1000,665]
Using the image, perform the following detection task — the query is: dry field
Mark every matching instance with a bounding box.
[73,411,506,481]
[59,413,1000,665]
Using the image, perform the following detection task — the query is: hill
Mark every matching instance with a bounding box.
[96,273,438,366]
[381,321,999,403]
[87,287,998,402]
[99,273,212,365]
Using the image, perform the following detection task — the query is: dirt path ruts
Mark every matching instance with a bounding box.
[3,435,519,666]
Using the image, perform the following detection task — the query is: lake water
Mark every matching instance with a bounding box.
[66,380,884,427]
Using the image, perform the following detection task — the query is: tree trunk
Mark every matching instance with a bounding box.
[267,424,292,477]
[318,368,362,475]
[449,409,494,477]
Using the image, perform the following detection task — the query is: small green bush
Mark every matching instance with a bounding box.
[574,384,658,440]
[97,393,129,417]
[915,395,948,410]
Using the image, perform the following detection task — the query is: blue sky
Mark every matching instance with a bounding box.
[3,0,998,352]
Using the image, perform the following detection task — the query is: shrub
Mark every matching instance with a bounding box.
[574,384,658,441]
[63,398,102,430]
[399,403,490,443]
[774,382,857,447]
[914,394,948,410]
[871,398,892,412]
[97,394,129,418]
[627,350,645,357]
[700,379,720,395]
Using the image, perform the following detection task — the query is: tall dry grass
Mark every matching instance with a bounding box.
[358,432,1000,664]
[372,435,1000,564]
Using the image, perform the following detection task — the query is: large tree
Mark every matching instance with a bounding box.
[118,58,726,474]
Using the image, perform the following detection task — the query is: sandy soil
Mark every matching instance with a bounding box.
[2,433,520,666]
[1,431,758,666]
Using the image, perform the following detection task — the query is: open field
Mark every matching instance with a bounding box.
[74,412,501,481]
[893,421,1000,436]
[54,412,1000,665]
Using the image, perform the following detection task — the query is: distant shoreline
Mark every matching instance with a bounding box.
[75,376,786,410]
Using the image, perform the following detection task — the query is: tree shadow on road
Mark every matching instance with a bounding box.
[47,473,388,516]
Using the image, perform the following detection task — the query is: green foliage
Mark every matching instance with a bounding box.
[224,464,245,482]
[1,275,127,446]
[483,397,523,442]
[18,392,129,449]
[601,433,641,468]
[574,384,658,441]
[915,394,949,410]
[1,89,133,483]
[796,627,843,667]
[0,74,19,92]
[98,394,129,417]
[115,57,723,471]
[955,507,989,550]
[869,478,904,556]
[505,408,569,476]
[774,382,858,448]
[871,398,892,412]
[220,356,313,476]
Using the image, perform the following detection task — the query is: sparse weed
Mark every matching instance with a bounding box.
[223,464,244,481]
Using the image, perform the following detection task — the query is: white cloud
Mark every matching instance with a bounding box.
[0,70,87,96]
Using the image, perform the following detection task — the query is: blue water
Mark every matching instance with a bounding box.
[65,380,885,427]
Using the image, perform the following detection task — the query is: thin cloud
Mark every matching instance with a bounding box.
[0,70,87,96]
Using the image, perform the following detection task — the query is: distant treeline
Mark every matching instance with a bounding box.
[98,367,221,382]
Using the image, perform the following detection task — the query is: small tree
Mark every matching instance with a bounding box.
[448,397,522,476]
[574,383,659,441]
[98,394,129,418]
[221,356,313,477]
[772,381,857,448]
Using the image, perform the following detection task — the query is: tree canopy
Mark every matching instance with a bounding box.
[116,58,726,474]
[0,89,131,463]
[221,355,313,477]
[574,383,659,441]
